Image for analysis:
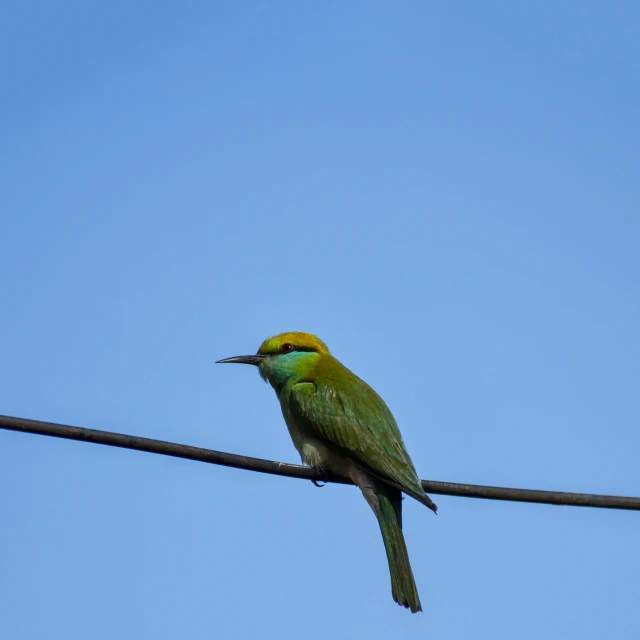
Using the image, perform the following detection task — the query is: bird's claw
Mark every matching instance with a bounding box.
[312,469,328,487]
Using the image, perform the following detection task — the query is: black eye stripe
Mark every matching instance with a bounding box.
[268,344,318,356]
[278,345,316,354]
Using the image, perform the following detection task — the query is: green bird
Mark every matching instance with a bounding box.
[217,332,437,613]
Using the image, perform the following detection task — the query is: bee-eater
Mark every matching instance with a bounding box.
[217,332,436,613]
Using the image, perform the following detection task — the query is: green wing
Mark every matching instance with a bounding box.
[285,360,426,500]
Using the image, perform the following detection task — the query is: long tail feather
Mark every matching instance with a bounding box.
[376,487,422,613]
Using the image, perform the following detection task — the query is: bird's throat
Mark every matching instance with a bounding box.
[259,351,320,391]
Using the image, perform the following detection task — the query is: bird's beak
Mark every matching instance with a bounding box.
[216,354,266,366]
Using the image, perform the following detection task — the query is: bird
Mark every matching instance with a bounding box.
[217,332,437,613]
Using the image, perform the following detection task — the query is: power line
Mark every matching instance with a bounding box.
[1,413,638,511]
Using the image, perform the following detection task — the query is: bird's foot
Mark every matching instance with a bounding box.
[311,468,329,487]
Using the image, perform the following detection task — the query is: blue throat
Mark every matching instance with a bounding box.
[259,351,319,391]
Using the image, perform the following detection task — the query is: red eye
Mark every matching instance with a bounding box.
[281,343,294,354]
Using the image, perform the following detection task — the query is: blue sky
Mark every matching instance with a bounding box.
[1,2,638,638]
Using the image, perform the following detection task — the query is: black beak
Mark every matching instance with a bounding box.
[216,354,266,366]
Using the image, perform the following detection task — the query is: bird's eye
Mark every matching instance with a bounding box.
[281,343,295,354]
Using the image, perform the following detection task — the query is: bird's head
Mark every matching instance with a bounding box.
[217,332,330,389]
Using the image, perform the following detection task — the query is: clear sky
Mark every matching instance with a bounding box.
[1,2,638,639]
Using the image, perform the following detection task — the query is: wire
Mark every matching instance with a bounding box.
[1,413,638,511]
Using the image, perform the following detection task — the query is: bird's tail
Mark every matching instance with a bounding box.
[375,486,422,613]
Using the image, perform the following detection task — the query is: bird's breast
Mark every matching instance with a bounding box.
[279,395,356,478]
[280,402,324,468]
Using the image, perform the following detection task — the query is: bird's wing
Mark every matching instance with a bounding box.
[286,372,426,500]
